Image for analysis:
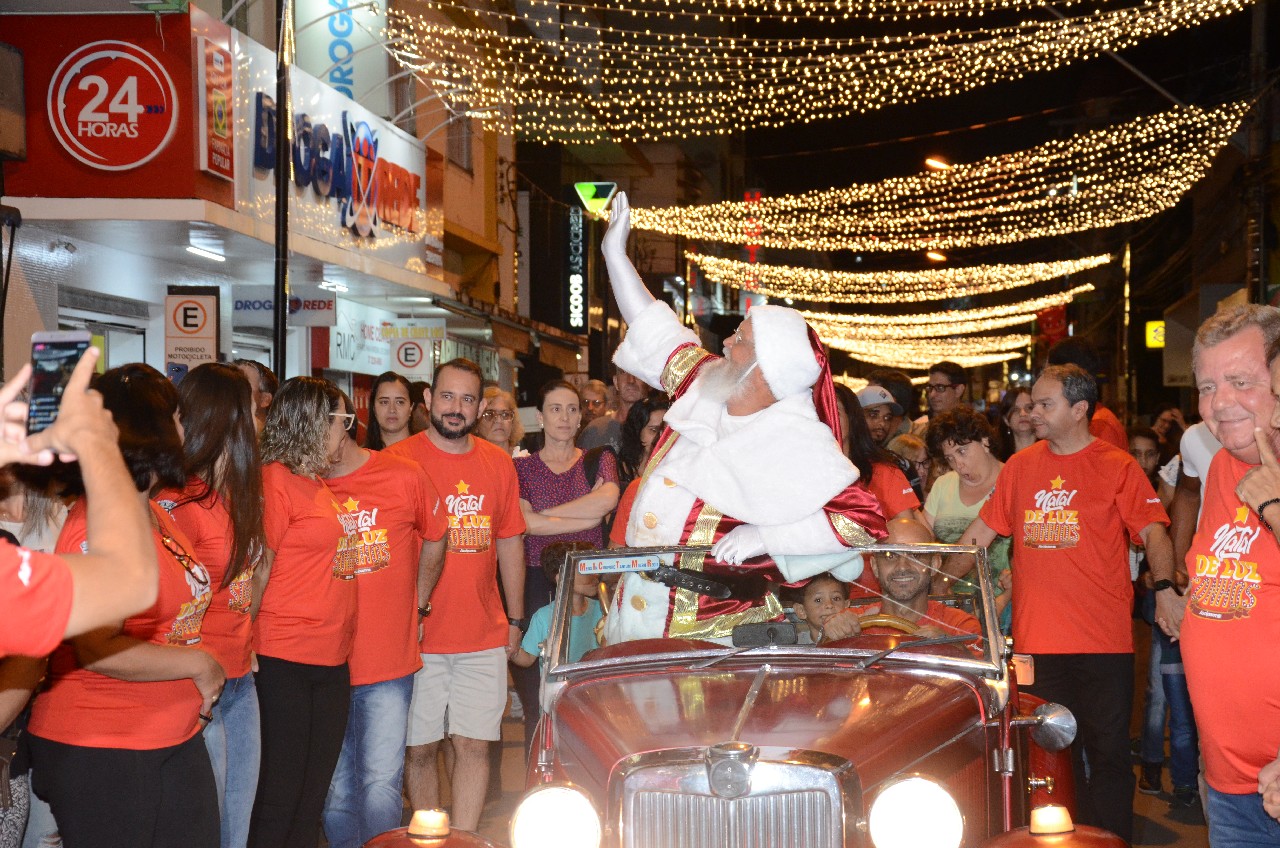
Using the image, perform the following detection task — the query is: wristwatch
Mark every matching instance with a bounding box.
[508,616,530,633]
[1152,579,1180,596]
[418,602,432,618]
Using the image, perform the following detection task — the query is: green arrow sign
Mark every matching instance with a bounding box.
[574,182,618,216]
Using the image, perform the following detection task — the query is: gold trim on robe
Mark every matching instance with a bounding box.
[667,503,784,639]
[661,345,714,397]
[830,513,875,547]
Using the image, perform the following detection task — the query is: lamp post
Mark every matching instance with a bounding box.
[272,0,293,381]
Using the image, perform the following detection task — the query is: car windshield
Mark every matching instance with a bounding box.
[540,543,1005,678]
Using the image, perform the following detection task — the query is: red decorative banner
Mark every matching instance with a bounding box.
[197,37,234,181]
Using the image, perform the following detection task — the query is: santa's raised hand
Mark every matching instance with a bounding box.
[600,191,653,324]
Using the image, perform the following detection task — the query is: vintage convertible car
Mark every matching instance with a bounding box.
[505,543,1121,848]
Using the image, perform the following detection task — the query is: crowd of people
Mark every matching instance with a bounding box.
[0,198,1277,848]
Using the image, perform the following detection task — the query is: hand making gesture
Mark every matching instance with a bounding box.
[1237,427,1280,538]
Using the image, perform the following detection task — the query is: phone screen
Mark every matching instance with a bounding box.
[27,335,91,435]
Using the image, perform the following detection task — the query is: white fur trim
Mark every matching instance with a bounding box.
[612,300,700,391]
[603,573,672,642]
[749,305,820,400]
[662,389,857,526]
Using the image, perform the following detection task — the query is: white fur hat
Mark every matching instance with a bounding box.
[748,305,821,400]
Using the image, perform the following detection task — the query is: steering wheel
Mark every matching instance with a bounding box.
[857,612,919,634]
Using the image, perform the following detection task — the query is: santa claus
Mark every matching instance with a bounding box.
[601,192,887,643]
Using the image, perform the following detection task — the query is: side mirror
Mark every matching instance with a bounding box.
[1030,702,1077,752]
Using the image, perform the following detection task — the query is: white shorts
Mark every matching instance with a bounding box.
[407,647,507,745]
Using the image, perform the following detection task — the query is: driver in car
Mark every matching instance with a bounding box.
[822,518,981,641]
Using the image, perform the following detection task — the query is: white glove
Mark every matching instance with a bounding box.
[711,525,767,565]
[600,192,654,324]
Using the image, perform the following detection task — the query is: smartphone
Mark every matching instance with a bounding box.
[27,330,92,435]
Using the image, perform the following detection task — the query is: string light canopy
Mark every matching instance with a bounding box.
[805,283,1092,325]
[460,0,1157,25]
[384,0,1251,143]
[827,336,1031,369]
[688,252,1110,303]
[630,102,1250,249]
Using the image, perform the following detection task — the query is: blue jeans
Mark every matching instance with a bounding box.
[202,673,261,848]
[20,773,58,848]
[322,674,414,848]
[1140,623,1168,766]
[1156,632,1198,790]
[1206,786,1280,847]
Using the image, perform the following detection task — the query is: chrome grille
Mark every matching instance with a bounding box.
[630,789,832,848]
[616,751,850,848]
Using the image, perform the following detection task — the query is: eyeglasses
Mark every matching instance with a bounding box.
[330,412,356,428]
[481,410,515,421]
[925,383,957,394]
[584,398,606,408]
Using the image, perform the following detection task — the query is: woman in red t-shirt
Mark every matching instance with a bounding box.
[248,377,356,848]
[26,364,224,848]
[159,362,266,848]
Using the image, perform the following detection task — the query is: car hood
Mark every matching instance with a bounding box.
[550,661,985,793]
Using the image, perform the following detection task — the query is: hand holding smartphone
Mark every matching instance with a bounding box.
[27,331,92,435]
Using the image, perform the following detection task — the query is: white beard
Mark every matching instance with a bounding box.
[697,358,757,405]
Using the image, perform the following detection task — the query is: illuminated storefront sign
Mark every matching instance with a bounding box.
[565,205,585,331]
[46,40,179,171]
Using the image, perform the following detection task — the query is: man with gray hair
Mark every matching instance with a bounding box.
[946,363,1173,843]
[599,192,887,642]
[1155,303,1280,843]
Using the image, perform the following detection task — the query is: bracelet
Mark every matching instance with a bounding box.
[1257,498,1280,531]
[418,602,432,618]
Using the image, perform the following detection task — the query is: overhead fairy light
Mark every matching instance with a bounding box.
[828,336,1031,369]
[688,253,1111,304]
[803,283,1094,327]
[632,102,1250,249]
[469,0,1144,25]
[385,0,1251,143]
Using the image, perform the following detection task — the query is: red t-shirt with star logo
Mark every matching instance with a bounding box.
[325,451,447,685]
[30,501,213,749]
[980,439,1167,654]
[157,479,256,679]
[1182,449,1280,793]
[386,434,526,654]
[254,462,356,666]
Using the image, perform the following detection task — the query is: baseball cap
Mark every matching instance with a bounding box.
[857,385,904,415]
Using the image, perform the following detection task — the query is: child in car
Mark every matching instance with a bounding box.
[791,572,850,645]
[512,540,603,671]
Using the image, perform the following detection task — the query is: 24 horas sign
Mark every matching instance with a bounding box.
[47,40,180,171]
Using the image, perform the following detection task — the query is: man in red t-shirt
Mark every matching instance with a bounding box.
[955,364,1172,844]
[1154,304,1280,843]
[1046,337,1128,450]
[0,348,159,657]
[321,392,448,848]
[386,359,526,832]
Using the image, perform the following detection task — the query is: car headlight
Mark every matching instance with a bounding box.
[868,776,964,848]
[509,784,601,848]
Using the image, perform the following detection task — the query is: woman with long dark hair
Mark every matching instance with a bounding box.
[994,382,1038,460]
[832,383,920,523]
[249,376,356,848]
[364,371,413,451]
[617,393,670,492]
[26,363,223,848]
[158,362,265,848]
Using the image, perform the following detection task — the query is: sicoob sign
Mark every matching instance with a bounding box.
[47,40,179,171]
